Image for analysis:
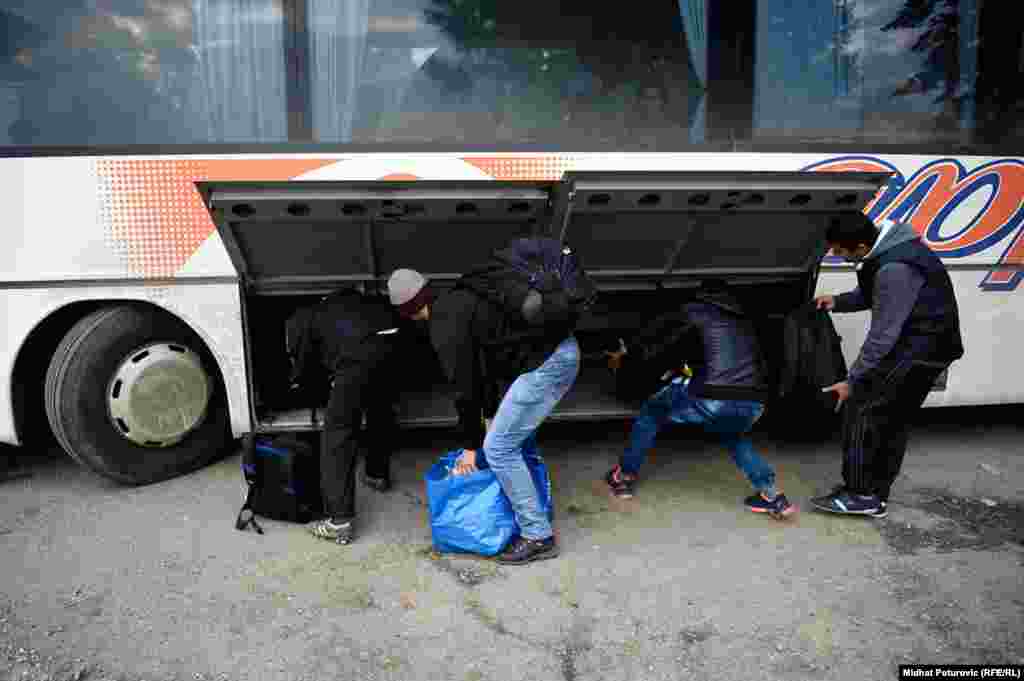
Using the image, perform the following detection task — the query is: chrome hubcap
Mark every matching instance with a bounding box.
[107,343,211,447]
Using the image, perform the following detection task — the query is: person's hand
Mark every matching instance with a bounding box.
[822,381,850,413]
[815,295,835,311]
[892,77,922,97]
[452,449,479,476]
[604,338,628,372]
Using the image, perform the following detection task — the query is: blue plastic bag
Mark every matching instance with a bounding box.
[424,443,552,556]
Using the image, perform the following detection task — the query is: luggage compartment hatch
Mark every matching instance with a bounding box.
[553,171,890,283]
[197,181,554,293]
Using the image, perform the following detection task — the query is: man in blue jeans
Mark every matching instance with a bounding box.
[605,280,796,517]
[387,268,580,564]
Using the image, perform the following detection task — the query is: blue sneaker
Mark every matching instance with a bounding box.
[605,466,637,499]
[810,490,882,516]
[744,492,797,519]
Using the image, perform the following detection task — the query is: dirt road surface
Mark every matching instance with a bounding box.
[2,408,1022,681]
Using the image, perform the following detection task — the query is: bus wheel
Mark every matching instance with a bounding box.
[44,305,232,485]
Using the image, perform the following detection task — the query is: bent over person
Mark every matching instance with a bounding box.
[605,280,796,518]
[387,264,581,565]
[299,288,409,545]
[812,215,964,518]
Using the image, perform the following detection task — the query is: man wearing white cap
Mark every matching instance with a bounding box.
[388,267,580,565]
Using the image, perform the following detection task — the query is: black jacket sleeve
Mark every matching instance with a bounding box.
[430,290,487,451]
[833,286,870,313]
[616,309,698,401]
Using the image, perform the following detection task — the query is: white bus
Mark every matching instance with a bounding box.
[1,1,1020,484]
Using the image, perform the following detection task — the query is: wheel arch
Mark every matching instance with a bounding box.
[11,297,244,449]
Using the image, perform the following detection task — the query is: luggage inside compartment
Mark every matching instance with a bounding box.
[246,279,797,434]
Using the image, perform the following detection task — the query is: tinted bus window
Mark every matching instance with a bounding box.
[755,0,1023,149]
[1,1,1020,151]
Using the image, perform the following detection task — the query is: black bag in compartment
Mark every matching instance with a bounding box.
[772,304,849,438]
[235,434,324,533]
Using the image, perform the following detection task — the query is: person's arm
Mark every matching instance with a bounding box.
[610,309,697,399]
[831,286,870,313]
[625,308,693,357]
[430,292,486,452]
[847,263,925,391]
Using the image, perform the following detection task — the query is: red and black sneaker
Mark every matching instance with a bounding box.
[744,492,797,519]
[604,466,637,499]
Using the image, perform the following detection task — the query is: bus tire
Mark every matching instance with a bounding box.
[44,305,231,485]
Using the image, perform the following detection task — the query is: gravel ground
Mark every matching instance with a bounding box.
[1,408,1022,681]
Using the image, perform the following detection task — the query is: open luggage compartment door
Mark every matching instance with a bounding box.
[544,169,891,422]
[197,180,557,431]
[198,181,555,294]
[553,170,890,296]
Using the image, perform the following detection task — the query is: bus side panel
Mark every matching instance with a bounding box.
[0,283,251,446]
[815,268,1023,407]
[0,156,238,283]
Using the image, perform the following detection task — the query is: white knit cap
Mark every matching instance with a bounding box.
[387,268,432,316]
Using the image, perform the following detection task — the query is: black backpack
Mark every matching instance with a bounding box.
[235,434,324,533]
[774,305,849,436]
[458,237,598,332]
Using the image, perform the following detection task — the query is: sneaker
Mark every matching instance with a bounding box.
[361,471,392,492]
[309,518,354,545]
[810,490,882,516]
[744,492,797,518]
[869,501,889,519]
[496,536,559,565]
[604,466,636,499]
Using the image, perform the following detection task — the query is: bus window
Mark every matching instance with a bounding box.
[753,0,1024,150]
[1,1,1020,151]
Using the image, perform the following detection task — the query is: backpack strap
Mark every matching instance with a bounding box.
[235,434,265,534]
[235,486,265,535]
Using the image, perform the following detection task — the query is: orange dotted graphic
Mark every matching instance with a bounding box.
[463,156,578,181]
[98,159,213,277]
[96,156,581,277]
[96,158,337,277]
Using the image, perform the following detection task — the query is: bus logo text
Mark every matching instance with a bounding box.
[803,156,1024,292]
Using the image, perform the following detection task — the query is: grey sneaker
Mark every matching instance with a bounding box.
[309,518,354,545]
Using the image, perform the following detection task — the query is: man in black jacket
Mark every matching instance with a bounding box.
[812,215,963,518]
[605,280,796,517]
[300,288,410,545]
[387,268,580,565]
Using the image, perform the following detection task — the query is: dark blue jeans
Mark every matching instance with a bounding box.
[621,379,775,493]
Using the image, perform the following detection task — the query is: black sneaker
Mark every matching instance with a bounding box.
[810,490,882,516]
[869,501,888,519]
[744,492,797,518]
[604,466,636,499]
[496,536,559,565]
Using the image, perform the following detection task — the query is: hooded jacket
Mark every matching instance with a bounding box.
[428,286,569,452]
[833,220,963,392]
[617,288,770,403]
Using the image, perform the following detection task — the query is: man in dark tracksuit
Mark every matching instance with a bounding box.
[299,288,409,545]
[813,215,964,518]
[605,281,796,517]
